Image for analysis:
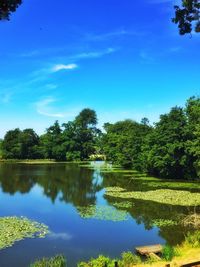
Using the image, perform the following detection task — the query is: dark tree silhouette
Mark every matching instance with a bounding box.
[172,0,200,35]
[0,0,22,20]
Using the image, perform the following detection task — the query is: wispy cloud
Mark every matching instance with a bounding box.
[72,47,117,60]
[35,97,83,119]
[51,63,78,72]
[139,51,155,64]
[19,50,40,58]
[87,29,145,41]
[35,97,65,118]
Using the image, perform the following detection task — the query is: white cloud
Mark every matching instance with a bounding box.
[35,97,83,119]
[52,63,78,72]
[35,97,65,118]
[72,48,117,60]
[87,29,145,41]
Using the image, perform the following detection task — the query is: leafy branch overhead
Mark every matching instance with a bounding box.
[0,0,22,20]
[173,0,200,35]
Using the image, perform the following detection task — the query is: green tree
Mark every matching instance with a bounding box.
[63,108,99,161]
[142,106,195,179]
[20,129,40,159]
[2,128,39,159]
[0,0,22,20]
[40,121,66,161]
[172,0,200,35]
[102,119,152,169]
[2,128,22,159]
[185,96,200,177]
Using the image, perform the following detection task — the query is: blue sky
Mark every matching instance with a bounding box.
[0,0,199,137]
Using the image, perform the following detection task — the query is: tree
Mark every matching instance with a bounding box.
[102,119,152,169]
[2,128,39,159]
[172,0,200,35]
[63,108,100,161]
[40,121,66,161]
[142,106,196,179]
[0,0,22,20]
[20,129,40,159]
[185,97,200,176]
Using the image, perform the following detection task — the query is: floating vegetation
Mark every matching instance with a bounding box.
[152,219,178,227]
[104,187,125,192]
[77,205,129,221]
[104,188,200,206]
[112,201,134,209]
[0,216,49,250]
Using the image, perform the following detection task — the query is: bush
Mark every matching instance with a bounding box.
[78,255,117,267]
[120,251,142,266]
[185,231,200,248]
[162,244,175,261]
[30,255,66,267]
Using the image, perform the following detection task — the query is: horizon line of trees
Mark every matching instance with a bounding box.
[0,96,200,180]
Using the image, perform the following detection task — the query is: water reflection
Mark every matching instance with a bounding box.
[0,163,101,206]
[0,162,199,248]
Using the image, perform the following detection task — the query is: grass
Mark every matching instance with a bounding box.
[0,216,49,250]
[30,255,66,267]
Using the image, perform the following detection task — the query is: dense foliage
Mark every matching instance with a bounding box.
[0,0,22,20]
[173,0,200,35]
[1,98,200,179]
[2,108,99,161]
[102,97,200,179]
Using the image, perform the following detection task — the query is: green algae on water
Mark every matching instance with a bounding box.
[77,205,129,221]
[104,187,200,206]
[0,216,49,250]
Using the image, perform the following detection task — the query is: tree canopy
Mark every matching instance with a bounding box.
[173,0,200,35]
[1,101,200,180]
[0,0,22,20]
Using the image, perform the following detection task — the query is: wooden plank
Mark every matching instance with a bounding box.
[180,261,200,267]
[135,244,163,255]
[148,252,162,261]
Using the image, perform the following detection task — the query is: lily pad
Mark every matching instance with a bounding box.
[0,216,49,250]
[77,205,129,221]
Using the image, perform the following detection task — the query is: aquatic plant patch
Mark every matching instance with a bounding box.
[112,201,134,209]
[104,188,200,206]
[0,216,49,250]
[152,219,178,227]
[77,205,129,221]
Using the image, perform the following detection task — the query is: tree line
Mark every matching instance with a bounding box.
[1,0,200,36]
[1,97,200,180]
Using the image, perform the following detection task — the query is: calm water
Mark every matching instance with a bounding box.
[0,162,196,267]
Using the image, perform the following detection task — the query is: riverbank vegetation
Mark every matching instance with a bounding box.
[29,231,200,267]
[1,96,199,180]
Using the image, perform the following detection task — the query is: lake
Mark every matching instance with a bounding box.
[0,162,197,267]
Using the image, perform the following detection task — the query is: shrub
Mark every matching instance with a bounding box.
[162,244,175,261]
[185,231,200,248]
[121,251,142,266]
[30,255,66,267]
